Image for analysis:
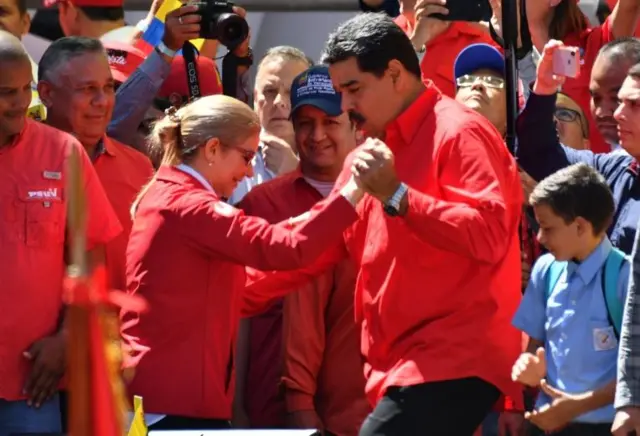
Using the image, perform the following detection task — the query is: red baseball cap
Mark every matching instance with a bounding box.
[158,55,223,99]
[103,41,146,84]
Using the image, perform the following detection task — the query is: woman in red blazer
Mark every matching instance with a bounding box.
[121,95,362,430]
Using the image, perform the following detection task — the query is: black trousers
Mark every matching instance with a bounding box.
[527,422,613,436]
[148,415,231,430]
[359,377,500,436]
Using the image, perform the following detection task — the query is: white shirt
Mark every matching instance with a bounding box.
[304,177,334,198]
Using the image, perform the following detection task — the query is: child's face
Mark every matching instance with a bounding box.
[533,203,585,261]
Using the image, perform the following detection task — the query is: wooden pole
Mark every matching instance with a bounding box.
[65,146,94,436]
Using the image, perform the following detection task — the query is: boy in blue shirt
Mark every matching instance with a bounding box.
[511,163,631,436]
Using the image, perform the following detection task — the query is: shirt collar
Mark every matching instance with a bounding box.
[566,237,613,285]
[385,82,441,147]
[256,143,276,179]
[91,136,117,161]
[175,163,216,193]
[0,118,30,154]
[269,165,329,195]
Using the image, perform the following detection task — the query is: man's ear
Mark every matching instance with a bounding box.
[57,2,78,35]
[20,12,31,36]
[387,59,402,86]
[252,88,258,111]
[37,81,54,108]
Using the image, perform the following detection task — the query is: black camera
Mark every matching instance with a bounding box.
[190,0,249,49]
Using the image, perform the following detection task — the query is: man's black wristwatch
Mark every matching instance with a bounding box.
[383,183,409,217]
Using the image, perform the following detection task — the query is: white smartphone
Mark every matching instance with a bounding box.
[552,46,580,79]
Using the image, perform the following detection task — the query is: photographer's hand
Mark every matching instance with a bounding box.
[160,5,201,62]
[200,4,250,60]
[200,5,251,60]
[230,5,251,56]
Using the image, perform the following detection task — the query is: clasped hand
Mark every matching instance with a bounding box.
[350,138,400,202]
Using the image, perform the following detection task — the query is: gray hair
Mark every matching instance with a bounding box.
[258,45,314,71]
[38,36,105,83]
[0,29,30,65]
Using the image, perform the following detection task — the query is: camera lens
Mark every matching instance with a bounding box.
[571,51,576,57]
[217,13,249,49]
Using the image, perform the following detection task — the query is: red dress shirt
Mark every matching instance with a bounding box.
[94,136,154,291]
[121,165,358,419]
[240,170,370,435]
[247,82,525,410]
[0,119,121,400]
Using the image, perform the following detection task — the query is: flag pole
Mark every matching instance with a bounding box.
[65,146,93,435]
[65,146,148,435]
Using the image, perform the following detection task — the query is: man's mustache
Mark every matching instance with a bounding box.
[349,111,366,124]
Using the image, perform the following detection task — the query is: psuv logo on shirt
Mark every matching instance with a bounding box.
[579,48,586,66]
[25,188,61,201]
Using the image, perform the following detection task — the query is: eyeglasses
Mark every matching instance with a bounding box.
[554,107,581,123]
[227,144,256,165]
[554,107,589,138]
[456,74,505,89]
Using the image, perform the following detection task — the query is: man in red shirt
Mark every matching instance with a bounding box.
[248,12,523,434]
[240,66,370,436]
[0,30,121,433]
[37,36,154,292]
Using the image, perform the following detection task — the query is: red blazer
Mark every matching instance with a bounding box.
[121,165,358,419]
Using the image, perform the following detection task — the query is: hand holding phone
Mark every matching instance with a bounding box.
[532,40,569,96]
[552,46,580,79]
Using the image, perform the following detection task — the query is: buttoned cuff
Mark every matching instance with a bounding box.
[140,49,171,84]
